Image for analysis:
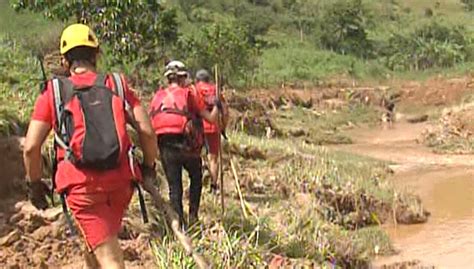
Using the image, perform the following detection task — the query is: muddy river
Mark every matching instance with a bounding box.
[334,123,474,268]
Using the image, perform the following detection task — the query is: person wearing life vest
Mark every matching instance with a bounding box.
[23,24,158,269]
[149,61,220,227]
[195,69,229,193]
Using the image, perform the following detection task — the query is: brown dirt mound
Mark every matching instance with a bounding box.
[396,75,473,107]
[0,137,26,198]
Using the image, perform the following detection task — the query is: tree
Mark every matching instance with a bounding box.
[12,1,178,64]
[319,0,374,58]
[461,0,474,11]
[175,21,259,87]
[283,0,321,42]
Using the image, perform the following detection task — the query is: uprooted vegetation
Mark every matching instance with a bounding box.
[420,106,474,154]
[226,86,398,145]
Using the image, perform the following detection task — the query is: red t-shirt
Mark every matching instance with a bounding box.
[32,71,141,194]
[195,81,220,133]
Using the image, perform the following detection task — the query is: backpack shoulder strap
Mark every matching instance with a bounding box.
[51,77,74,155]
[52,77,74,126]
[94,73,107,87]
[110,72,131,111]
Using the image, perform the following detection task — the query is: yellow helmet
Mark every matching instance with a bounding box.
[60,24,99,55]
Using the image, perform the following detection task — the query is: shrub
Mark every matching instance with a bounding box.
[383,21,473,71]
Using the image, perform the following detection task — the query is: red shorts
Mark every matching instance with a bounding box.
[205,132,220,155]
[66,183,133,250]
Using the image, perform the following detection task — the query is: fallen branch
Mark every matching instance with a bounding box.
[230,158,256,219]
[143,180,210,269]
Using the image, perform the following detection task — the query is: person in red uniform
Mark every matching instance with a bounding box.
[195,69,229,193]
[23,24,157,269]
[149,61,220,227]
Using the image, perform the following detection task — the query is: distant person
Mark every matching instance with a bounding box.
[195,69,229,193]
[149,61,221,227]
[23,23,157,269]
[381,94,396,128]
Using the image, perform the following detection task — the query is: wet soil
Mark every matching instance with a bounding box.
[333,123,474,268]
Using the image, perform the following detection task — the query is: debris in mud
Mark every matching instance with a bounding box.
[379,259,435,269]
[313,181,429,229]
[420,108,474,154]
[0,230,20,247]
[406,114,429,124]
[225,143,267,160]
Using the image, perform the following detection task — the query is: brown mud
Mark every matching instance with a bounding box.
[333,122,474,268]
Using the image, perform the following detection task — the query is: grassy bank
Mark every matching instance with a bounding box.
[125,128,426,267]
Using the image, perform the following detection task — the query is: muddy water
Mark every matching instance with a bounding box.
[333,123,474,268]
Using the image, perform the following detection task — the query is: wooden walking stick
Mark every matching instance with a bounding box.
[215,64,225,216]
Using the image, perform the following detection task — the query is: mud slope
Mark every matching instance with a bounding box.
[333,123,474,268]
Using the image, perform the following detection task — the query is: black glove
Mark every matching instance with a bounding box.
[27,180,50,210]
[214,98,223,111]
[141,164,158,194]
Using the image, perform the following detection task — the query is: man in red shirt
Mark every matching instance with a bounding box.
[195,69,228,193]
[149,61,220,227]
[23,24,157,269]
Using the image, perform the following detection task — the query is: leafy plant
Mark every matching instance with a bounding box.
[383,21,472,71]
[12,1,179,64]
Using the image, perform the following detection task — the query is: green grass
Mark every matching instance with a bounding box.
[253,42,388,87]
[0,0,62,55]
[0,37,43,135]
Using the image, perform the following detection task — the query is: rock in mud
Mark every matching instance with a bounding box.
[9,212,24,224]
[406,114,429,123]
[288,128,306,137]
[42,208,62,222]
[0,230,20,246]
[32,226,52,242]
[25,214,47,233]
[7,263,20,269]
[14,201,36,213]
[123,245,140,261]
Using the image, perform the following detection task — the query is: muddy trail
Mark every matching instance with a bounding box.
[333,123,474,268]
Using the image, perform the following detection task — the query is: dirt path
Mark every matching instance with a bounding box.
[333,123,474,268]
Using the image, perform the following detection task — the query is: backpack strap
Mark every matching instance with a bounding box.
[153,87,191,117]
[110,72,132,111]
[52,78,74,157]
[51,78,77,235]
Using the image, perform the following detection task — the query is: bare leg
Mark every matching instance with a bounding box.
[93,236,125,269]
[83,250,100,269]
[208,153,219,189]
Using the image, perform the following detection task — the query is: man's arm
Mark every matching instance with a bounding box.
[131,105,157,168]
[199,106,219,124]
[23,120,51,181]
